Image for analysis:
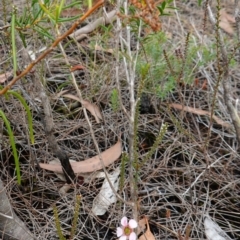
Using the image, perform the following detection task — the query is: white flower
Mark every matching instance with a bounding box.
[117,216,138,240]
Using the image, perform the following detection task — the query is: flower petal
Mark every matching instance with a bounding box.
[117,227,123,237]
[119,236,127,240]
[121,216,128,227]
[129,219,138,229]
[129,232,137,240]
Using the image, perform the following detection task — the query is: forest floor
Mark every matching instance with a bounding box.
[0,0,240,239]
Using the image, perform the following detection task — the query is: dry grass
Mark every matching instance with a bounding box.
[0,0,240,239]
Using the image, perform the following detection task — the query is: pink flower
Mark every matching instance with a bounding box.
[117,216,138,240]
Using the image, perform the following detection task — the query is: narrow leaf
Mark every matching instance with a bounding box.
[0,110,21,184]
[11,11,17,77]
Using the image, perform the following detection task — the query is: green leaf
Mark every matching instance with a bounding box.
[11,10,17,78]
[110,88,119,112]
[8,91,34,144]
[39,2,56,22]
[0,110,21,185]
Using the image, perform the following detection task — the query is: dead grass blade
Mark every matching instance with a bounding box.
[63,94,102,123]
[39,140,121,173]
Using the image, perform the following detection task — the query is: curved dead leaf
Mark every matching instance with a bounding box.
[63,94,102,123]
[139,217,155,240]
[39,140,122,173]
[219,9,235,35]
[138,218,147,235]
[50,159,106,183]
[169,103,231,128]
[0,71,12,83]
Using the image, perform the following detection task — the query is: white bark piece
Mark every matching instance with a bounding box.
[91,167,120,215]
[204,216,232,240]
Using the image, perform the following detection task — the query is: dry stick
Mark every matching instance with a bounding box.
[0,0,104,96]
[57,32,133,206]
[39,84,76,184]
[207,4,240,146]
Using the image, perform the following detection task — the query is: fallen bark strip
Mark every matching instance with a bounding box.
[39,140,122,173]
[0,179,34,240]
[69,10,117,41]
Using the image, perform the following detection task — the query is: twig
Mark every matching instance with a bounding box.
[115,4,130,120]
[39,86,76,183]
[182,152,231,196]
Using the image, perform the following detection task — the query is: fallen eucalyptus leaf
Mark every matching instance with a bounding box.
[138,217,147,235]
[50,159,106,183]
[39,140,122,174]
[169,103,231,128]
[139,216,155,240]
[63,94,102,123]
[59,184,72,196]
